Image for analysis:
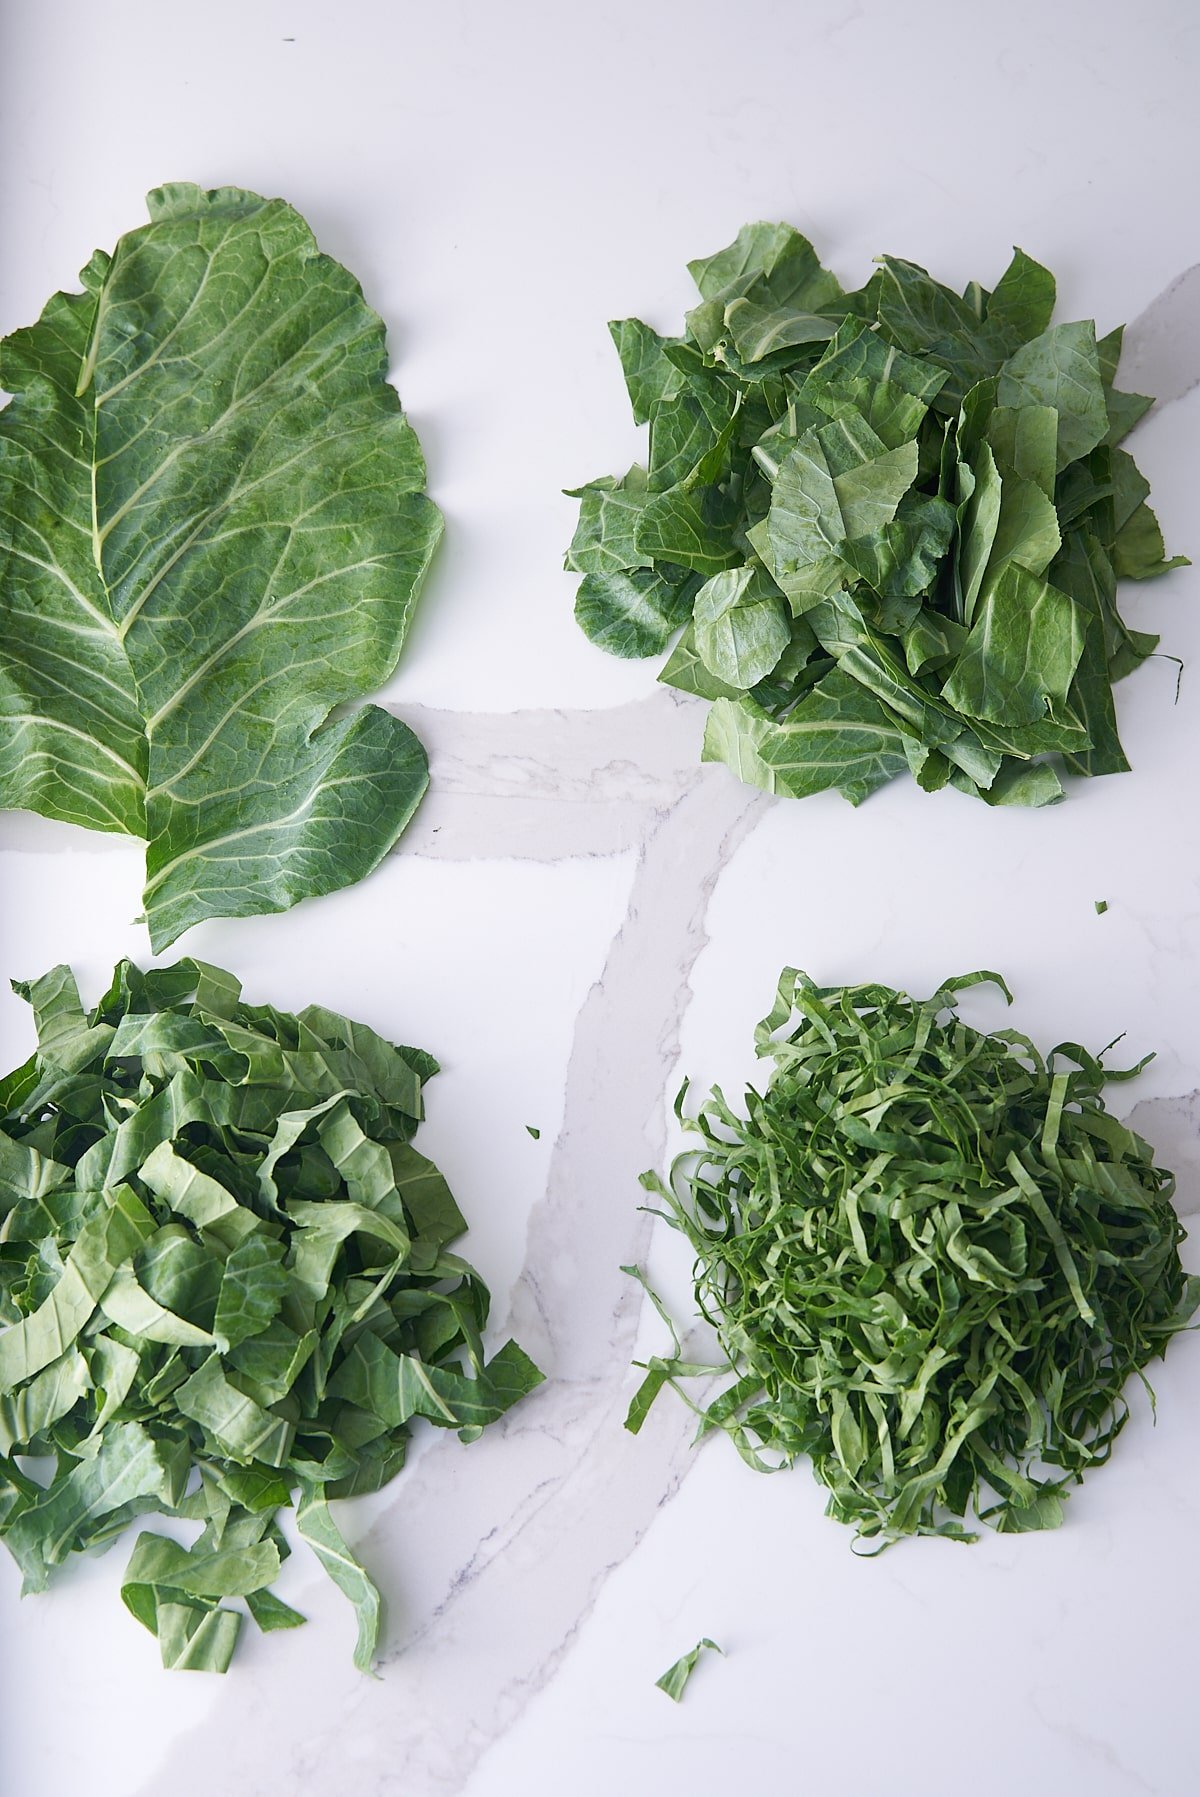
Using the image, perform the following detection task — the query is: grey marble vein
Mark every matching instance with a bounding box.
[1122,265,1200,409]
[1125,1090,1200,1218]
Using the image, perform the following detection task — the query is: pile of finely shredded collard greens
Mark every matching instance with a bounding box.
[0,960,541,1671]
[0,184,442,948]
[567,224,1186,807]
[626,970,1200,1543]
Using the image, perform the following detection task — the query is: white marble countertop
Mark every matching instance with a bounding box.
[3,2,1200,1793]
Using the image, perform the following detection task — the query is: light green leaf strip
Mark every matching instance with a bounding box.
[246,1587,307,1633]
[156,1602,243,1673]
[0,1187,154,1390]
[296,1483,381,1674]
[655,1637,724,1702]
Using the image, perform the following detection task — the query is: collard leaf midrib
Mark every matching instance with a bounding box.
[0,185,442,943]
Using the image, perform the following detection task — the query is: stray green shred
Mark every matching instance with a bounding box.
[567,223,1187,808]
[626,969,1200,1544]
[655,1636,723,1701]
[1095,899,1109,914]
[0,959,543,1672]
[525,1125,541,1140]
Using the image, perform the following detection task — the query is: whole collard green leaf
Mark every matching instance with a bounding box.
[566,225,1186,807]
[626,971,1200,1544]
[0,184,442,948]
[0,960,543,1671]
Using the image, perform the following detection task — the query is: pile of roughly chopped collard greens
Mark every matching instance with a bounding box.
[0,960,541,1671]
[0,184,442,949]
[626,969,1200,1542]
[567,224,1186,806]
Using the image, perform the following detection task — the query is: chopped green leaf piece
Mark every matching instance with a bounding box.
[157,1601,243,1673]
[607,320,684,424]
[569,225,1184,805]
[656,1637,724,1702]
[627,970,1198,1544]
[574,567,696,659]
[703,674,910,806]
[525,1125,541,1140]
[940,564,1085,728]
[1095,899,1109,914]
[246,1587,307,1633]
[997,321,1109,472]
[693,567,791,690]
[296,1484,381,1675]
[564,468,653,575]
[0,960,543,1670]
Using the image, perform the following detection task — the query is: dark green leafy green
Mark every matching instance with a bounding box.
[574,568,698,659]
[626,970,1199,1543]
[567,225,1186,806]
[655,1637,723,1701]
[0,183,443,948]
[0,960,542,1670]
[692,567,791,689]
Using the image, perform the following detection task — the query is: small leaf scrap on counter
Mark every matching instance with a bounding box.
[656,1637,723,1702]
[627,970,1200,1543]
[567,224,1187,806]
[0,960,543,1672]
